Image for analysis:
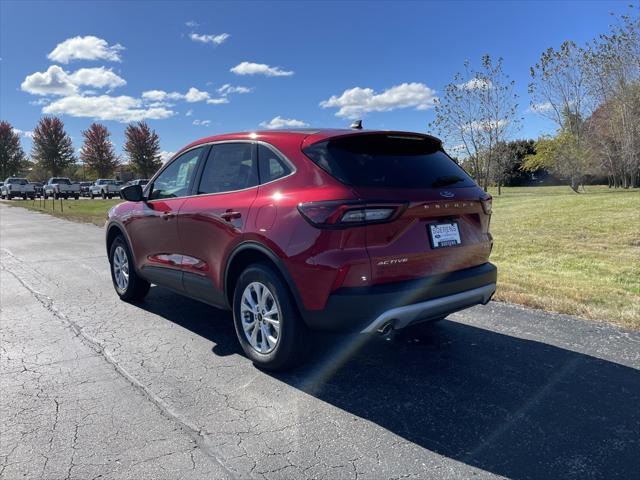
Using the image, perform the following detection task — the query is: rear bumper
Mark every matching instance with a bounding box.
[302,262,497,332]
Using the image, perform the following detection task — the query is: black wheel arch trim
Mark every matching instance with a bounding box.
[105,221,138,272]
[224,242,305,315]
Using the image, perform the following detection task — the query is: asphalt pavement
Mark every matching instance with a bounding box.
[1,202,639,479]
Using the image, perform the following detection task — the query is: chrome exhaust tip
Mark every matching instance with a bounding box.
[377,321,394,336]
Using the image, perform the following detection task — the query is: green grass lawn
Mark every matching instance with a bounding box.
[5,186,639,328]
[488,185,639,329]
[6,197,122,226]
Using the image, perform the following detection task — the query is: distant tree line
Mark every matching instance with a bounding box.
[433,6,639,192]
[0,117,162,181]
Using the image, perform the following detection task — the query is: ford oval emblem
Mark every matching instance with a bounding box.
[440,191,455,198]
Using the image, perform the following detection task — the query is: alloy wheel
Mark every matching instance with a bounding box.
[112,245,130,293]
[240,282,281,354]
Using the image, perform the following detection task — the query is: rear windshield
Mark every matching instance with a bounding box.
[303,134,476,189]
[52,178,71,185]
[7,178,28,185]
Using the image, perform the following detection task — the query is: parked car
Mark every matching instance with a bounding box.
[1,177,35,200]
[44,178,80,200]
[79,182,93,197]
[29,182,44,198]
[89,179,121,199]
[125,179,149,187]
[106,129,496,370]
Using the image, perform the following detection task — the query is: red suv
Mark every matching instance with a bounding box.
[107,129,496,370]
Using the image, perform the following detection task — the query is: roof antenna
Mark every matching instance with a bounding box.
[350,119,363,130]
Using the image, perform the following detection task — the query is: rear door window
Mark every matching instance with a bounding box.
[257,144,292,184]
[198,143,258,194]
[303,134,475,189]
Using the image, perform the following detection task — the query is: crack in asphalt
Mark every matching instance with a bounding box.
[1,248,236,479]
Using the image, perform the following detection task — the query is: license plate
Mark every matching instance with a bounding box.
[428,222,461,248]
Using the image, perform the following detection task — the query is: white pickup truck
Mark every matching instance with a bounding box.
[1,178,36,200]
[89,179,121,199]
[44,177,80,200]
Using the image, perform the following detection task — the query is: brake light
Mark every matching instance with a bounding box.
[480,195,492,215]
[297,200,404,228]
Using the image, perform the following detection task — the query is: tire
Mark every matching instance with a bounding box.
[90,192,94,199]
[102,191,106,199]
[74,194,79,200]
[109,236,150,302]
[43,192,48,200]
[233,262,308,371]
[53,192,59,200]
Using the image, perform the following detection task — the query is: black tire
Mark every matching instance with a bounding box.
[43,192,48,200]
[102,191,107,199]
[109,236,150,302]
[74,194,79,200]
[53,192,58,200]
[90,192,94,199]
[233,263,308,371]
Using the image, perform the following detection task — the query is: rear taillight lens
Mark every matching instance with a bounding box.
[298,201,404,228]
[481,196,492,215]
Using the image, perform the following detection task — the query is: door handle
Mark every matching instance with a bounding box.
[161,211,175,221]
[221,210,242,221]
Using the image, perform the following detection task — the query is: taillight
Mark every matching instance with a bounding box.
[481,195,492,215]
[298,200,404,228]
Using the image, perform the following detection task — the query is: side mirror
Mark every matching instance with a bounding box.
[121,184,144,202]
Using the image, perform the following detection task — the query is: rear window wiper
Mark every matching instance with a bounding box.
[432,175,464,188]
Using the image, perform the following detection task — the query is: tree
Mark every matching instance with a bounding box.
[0,121,26,180]
[529,41,592,191]
[583,6,640,188]
[430,55,520,191]
[524,124,597,190]
[492,139,537,191]
[123,121,161,178]
[80,123,119,178]
[31,116,75,177]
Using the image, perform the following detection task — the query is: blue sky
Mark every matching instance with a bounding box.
[0,0,629,158]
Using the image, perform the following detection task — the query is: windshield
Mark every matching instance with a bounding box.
[304,134,475,189]
[51,178,71,185]
[7,178,28,185]
[98,179,116,185]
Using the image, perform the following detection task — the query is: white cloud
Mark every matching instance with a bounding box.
[217,84,252,96]
[230,62,293,77]
[320,82,437,119]
[185,20,199,28]
[184,87,210,102]
[12,128,34,138]
[206,97,229,105]
[21,66,77,96]
[217,83,252,96]
[42,94,174,123]
[142,88,211,103]
[160,151,175,164]
[529,102,553,113]
[68,67,126,89]
[259,116,309,129]
[185,109,193,117]
[192,119,212,126]
[463,119,509,132]
[189,33,230,45]
[458,78,493,90]
[21,66,126,96]
[47,36,124,64]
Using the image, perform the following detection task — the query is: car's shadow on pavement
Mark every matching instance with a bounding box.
[141,287,640,479]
